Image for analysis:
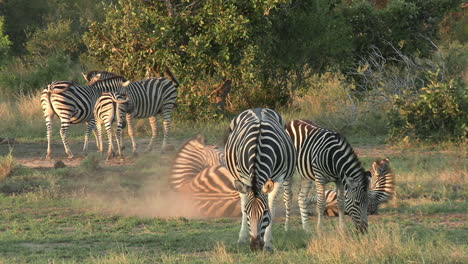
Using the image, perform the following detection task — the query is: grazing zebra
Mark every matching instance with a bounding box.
[286,119,370,234]
[170,134,240,217]
[41,77,130,159]
[94,92,131,161]
[84,70,179,154]
[225,108,296,251]
[306,158,395,216]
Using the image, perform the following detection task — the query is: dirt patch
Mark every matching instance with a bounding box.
[0,139,178,168]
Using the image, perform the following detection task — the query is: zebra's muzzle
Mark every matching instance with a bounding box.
[357,222,368,234]
[250,237,264,251]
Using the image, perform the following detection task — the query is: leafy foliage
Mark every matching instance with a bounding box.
[0,17,11,65]
[388,70,467,143]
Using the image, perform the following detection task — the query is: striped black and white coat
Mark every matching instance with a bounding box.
[84,71,179,154]
[307,158,395,216]
[286,119,370,234]
[40,77,130,159]
[225,108,296,251]
[94,92,131,161]
[170,134,240,217]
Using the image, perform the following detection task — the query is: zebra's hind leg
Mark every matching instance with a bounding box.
[336,182,345,233]
[315,181,326,236]
[96,122,104,153]
[237,193,249,244]
[161,110,173,152]
[45,115,53,159]
[283,176,293,232]
[115,121,124,160]
[83,120,96,155]
[145,116,158,152]
[298,178,314,232]
[105,122,115,161]
[59,120,73,159]
[126,114,137,155]
[92,125,101,152]
[264,181,282,252]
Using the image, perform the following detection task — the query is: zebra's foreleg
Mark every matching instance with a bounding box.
[126,114,137,155]
[105,122,115,161]
[283,177,293,232]
[298,178,314,232]
[336,182,345,232]
[145,116,158,152]
[264,181,282,252]
[45,115,53,159]
[238,193,249,244]
[59,121,73,159]
[315,181,326,236]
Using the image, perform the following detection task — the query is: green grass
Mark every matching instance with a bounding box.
[0,143,466,263]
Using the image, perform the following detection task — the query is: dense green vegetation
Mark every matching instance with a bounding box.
[0,0,466,143]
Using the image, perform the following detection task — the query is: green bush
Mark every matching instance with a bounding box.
[388,70,467,143]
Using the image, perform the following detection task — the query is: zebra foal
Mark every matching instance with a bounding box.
[41,77,130,159]
[84,70,179,154]
[286,119,370,234]
[225,108,296,251]
[94,92,131,161]
[170,134,240,217]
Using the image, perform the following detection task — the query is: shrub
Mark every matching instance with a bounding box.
[388,70,467,143]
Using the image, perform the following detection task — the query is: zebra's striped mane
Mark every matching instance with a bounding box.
[85,70,118,82]
[90,76,128,86]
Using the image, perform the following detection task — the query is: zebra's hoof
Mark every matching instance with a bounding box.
[264,246,274,253]
[67,155,74,160]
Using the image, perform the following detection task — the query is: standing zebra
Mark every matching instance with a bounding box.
[225,108,296,251]
[307,158,395,216]
[94,92,131,161]
[286,119,370,234]
[41,77,130,159]
[170,134,240,217]
[84,70,179,154]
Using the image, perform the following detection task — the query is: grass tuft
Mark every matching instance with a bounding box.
[0,153,15,181]
[307,223,467,264]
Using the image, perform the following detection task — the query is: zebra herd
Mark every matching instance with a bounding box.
[170,109,396,251]
[41,71,178,160]
[42,72,395,251]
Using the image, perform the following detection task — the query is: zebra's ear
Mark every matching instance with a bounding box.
[81,72,88,81]
[234,180,252,194]
[365,171,372,182]
[122,81,131,87]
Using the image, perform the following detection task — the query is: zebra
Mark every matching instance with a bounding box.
[41,76,130,159]
[94,92,131,161]
[225,108,296,251]
[286,119,370,234]
[306,158,395,216]
[83,70,179,154]
[170,134,240,217]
